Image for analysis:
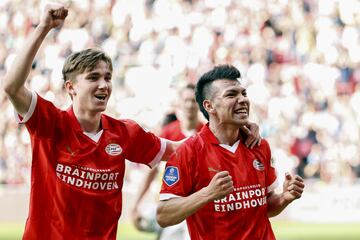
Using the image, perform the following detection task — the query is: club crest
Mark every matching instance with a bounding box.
[253,159,264,171]
[105,143,122,156]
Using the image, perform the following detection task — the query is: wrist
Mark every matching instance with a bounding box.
[280,192,293,205]
[199,186,213,203]
[36,24,52,33]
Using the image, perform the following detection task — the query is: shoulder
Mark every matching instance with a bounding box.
[250,138,271,160]
[174,134,202,157]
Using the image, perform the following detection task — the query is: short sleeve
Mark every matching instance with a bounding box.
[124,120,166,168]
[262,140,278,193]
[159,143,194,201]
[17,92,59,138]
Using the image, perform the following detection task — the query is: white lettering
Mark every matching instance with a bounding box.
[67,176,75,185]
[92,182,99,190]
[56,164,64,172]
[86,172,94,180]
[64,166,71,174]
[101,173,109,181]
[72,169,79,177]
[84,180,92,189]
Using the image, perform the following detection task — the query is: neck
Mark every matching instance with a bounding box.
[73,107,102,133]
[209,120,239,146]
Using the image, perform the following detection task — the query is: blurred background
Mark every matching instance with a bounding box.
[0,0,359,239]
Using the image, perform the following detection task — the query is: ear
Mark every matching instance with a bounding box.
[64,80,76,97]
[203,99,216,115]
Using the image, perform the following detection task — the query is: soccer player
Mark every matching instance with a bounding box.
[133,83,261,240]
[2,4,178,239]
[157,65,305,240]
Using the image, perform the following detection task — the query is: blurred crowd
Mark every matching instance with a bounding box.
[0,0,359,186]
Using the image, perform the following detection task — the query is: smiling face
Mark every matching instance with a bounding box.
[65,60,112,114]
[204,79,250,126]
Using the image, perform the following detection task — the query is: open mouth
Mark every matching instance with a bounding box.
[234,108,247,115]
[94,94,107,101]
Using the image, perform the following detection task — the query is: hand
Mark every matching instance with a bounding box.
[241,122,261,148]
[282,172,305,202]
[203,171,234,201]
[39,4,68,30]
[131,206,144,231]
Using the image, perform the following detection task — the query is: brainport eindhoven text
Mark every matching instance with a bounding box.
[214,184,267,212]
[56,163,119,191]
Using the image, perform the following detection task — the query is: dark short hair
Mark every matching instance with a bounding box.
[62,48,113,83]
[195,65,241,120]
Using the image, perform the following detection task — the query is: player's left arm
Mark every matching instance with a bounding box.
[266,172,305,217]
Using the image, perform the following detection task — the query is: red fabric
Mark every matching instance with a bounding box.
[22,94,162,240]
[160,120,203,140]
[160,124,277,240]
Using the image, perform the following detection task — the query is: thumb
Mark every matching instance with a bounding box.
[285,172,292,181]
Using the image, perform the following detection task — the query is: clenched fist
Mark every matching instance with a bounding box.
[39,4,68,30]
[204,171,234,201]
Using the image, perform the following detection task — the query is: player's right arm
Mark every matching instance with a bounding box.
[156,171,233,227]
[3,4,67,116]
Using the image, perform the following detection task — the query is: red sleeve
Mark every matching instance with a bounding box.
[159,143,194,200]
[124,119,166,168]
[262,140,278,192]
[22,93,59,138]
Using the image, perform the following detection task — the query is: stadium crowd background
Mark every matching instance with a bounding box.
[0,0,359,195]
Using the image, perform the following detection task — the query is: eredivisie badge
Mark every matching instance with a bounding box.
[163,166,179,186]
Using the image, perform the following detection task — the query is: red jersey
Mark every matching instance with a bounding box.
[18,93,166,240]
[160,124,278,240]
[160,120,203,141]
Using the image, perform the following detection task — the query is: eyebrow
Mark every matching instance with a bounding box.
[86,72,112,77]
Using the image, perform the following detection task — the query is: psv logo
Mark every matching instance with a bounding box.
[253,159,265,171]
[105,144,122,156]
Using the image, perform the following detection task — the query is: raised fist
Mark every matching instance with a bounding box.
[39,4,68,30]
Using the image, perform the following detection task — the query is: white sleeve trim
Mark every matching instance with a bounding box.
[148,138,167,168]
[267,178,279,193]
[14,91,37,124]
[159,193,182,201]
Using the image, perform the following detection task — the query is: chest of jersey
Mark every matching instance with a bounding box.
[193,143,268,213]
[53,129,126,193]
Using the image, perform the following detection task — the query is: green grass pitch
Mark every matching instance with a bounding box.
[0,221,359,239]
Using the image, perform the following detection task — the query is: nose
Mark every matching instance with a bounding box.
[98,78,110,89]
[237,95,248,104]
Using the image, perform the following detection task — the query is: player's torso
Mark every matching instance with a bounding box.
[188,141,272,240]
[29,117,130,239]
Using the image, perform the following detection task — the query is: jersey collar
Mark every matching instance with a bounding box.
[66,106,109,132]
[199,123,243,145]
[199,123,221,145]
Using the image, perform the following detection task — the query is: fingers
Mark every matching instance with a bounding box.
[285,173,305,199]
[51,7,68,20]
[241,123,261,149]
[210,171,234,200]
[285,172,292,181]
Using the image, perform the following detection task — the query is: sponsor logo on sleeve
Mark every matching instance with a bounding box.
[163,166,179,186]
[253,159,265,171]
[105,144,122,156]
